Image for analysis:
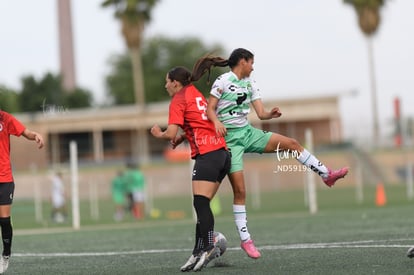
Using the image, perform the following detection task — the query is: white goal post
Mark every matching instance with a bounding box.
[70,141,80,229]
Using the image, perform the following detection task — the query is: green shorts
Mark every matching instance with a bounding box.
[225,124,272,173]
[112,191,125,204]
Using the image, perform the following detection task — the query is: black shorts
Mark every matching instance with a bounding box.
[192,148,231,183]
[0,182,15,205]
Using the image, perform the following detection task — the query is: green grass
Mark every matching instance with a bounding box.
[7,184,414,274]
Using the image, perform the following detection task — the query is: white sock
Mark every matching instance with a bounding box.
[296,149,329,178]
[233,204,250,242]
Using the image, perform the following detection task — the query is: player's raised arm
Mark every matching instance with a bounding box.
[251,99,282,120]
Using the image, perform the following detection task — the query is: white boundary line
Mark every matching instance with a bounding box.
[13,239,414,258]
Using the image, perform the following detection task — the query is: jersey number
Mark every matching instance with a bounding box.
[195,97,208,120]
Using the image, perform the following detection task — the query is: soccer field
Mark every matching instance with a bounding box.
[8,185,414,274]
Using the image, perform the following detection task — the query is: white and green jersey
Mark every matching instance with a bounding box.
[210,71,262,128]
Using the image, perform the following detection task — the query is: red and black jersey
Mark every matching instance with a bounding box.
[0,111,26,182]
[168,84,226,158]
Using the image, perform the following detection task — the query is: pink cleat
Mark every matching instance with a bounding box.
[241,239,261,259]
[323,167,349,187]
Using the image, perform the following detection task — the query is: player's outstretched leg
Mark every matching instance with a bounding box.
[323,167,349,187]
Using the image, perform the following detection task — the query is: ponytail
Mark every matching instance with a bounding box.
[191,55,228,84]
[190,48,254,84]
[168,48,253,86]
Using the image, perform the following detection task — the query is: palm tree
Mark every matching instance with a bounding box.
[102,0,159,108]
[102,0,159,164]
[344,0,387,145]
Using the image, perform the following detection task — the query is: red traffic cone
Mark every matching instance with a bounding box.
[375,183,387,207]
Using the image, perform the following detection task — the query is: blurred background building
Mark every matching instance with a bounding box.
[11,94,342,169]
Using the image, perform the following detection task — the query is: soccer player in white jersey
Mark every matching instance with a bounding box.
[191,48,349,259]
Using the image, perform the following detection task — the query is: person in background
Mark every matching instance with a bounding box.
[191,48,348,259]
[50,170,66,223]
[0,110,44,274]
[151,66,230,271]
[124,161,146,220]
[111,170,126,221]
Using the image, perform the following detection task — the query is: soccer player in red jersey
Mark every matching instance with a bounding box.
[151,67,231,271]
[0,110,44,273]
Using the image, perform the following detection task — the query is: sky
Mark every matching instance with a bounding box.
[1,0,413,142]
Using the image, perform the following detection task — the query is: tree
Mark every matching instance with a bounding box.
[344,0,388,145]
[105,36,227,104]
[143,36,226,101]
[19,73,64,112]
[18,72,93,112]
[344,0,385,35]
[64,88,93,108]
[102,0,159,108]
[105,54,134,105]
[0,86,20,113]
